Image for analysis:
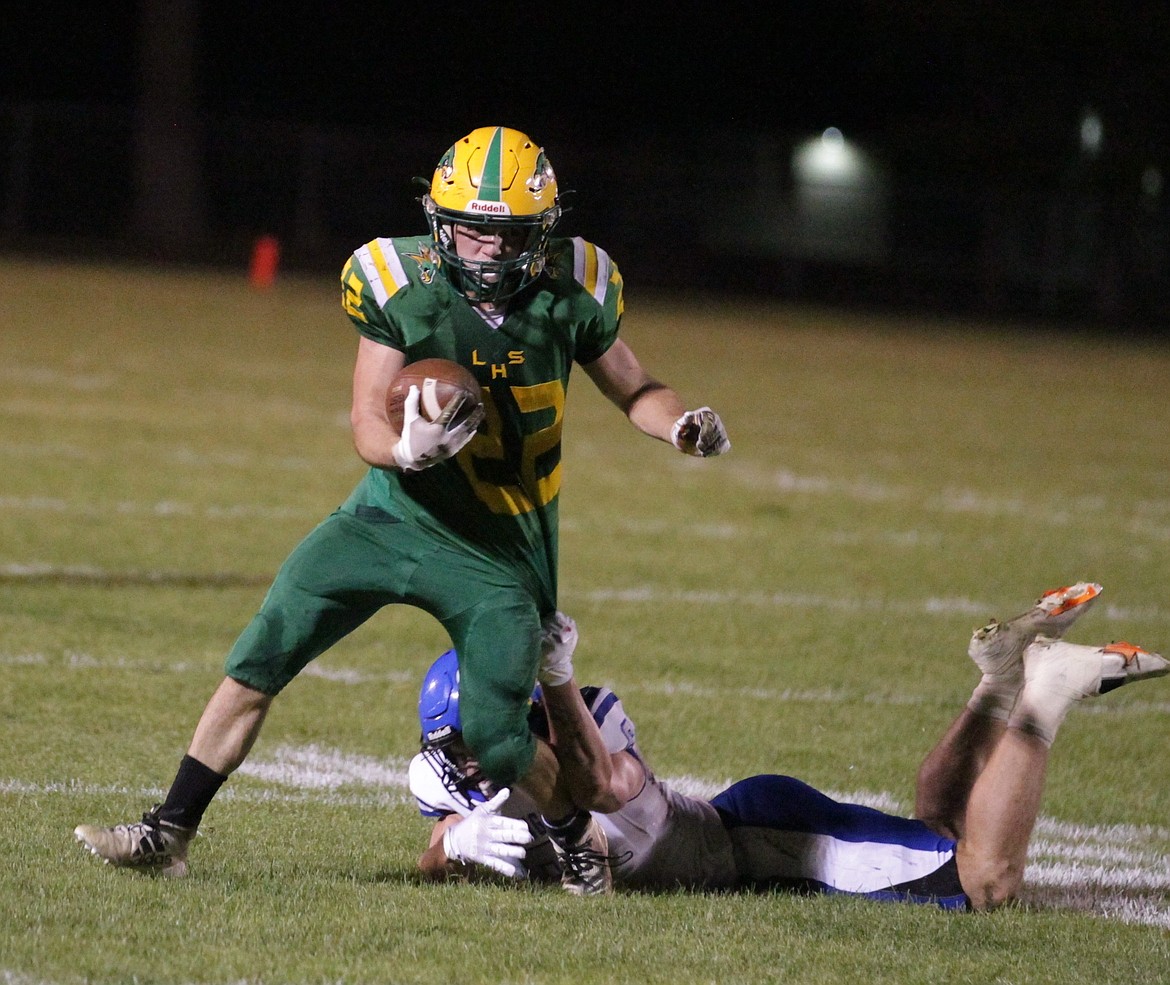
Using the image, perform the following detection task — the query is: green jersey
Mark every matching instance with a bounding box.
[339,234,623,609]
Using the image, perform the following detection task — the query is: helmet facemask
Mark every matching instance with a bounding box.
[420,734,493,811]
[424,199,560,303]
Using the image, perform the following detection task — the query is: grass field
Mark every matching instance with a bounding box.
[1,257,1168,984]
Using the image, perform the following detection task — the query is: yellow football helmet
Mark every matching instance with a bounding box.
[422,126,562,303]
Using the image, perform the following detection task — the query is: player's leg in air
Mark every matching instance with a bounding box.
[72,519,613,887]
[915,582,1168,909]
[442,604,617,895]
[714,582,1167,911]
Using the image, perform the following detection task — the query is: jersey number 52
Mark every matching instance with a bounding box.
[455,380,564,515]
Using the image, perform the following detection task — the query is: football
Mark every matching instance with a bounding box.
[387,358,484,432]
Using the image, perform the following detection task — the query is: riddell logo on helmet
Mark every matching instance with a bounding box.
[468,200,512,215]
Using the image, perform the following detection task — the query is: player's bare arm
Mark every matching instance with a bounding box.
[539,681,617,812]
[535,613,644,813]
[350,336,406,468]
[418,814,463,880]
[583,339,730,457]
[534,614,616,813]
[582,339,685,442]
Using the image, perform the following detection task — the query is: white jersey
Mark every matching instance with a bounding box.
[408,686,738,890]
[408,688,962,906]
[580,689,738,890]
[599,780,738,890]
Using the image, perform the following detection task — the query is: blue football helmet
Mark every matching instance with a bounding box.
[418,649,543,806]
[419,648,463,749]
[418,648,483,806]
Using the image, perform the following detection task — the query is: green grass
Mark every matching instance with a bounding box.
[2,259,1169,984]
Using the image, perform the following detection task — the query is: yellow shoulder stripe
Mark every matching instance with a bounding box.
[570,237,611,306]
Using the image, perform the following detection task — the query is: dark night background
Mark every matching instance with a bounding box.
[3,1,1169,326]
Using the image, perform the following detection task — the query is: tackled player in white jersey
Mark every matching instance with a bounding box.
[409,583,1168,909]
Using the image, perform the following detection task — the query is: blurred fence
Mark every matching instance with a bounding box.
[2,102,1167,328]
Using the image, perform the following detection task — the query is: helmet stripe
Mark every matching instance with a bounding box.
[478,126,505,200]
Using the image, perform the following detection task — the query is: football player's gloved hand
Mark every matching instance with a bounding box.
[539,611,579,687]
[441,788,533,879]
[671,407,731,457]
[393,384,484,473]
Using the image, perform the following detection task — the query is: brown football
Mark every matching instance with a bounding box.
[387,358,484,432]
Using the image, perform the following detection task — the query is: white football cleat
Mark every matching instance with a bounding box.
[550,815,614,896]
[74,805,193,877]
[969,582,1103,678]
[1096,641,1170,694]
[1023,637,1169,701]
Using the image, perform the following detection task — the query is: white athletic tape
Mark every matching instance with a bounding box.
[236,744,412,789]
[5,649,1169,716]
[420,378,444,421]
[717,463,1170,541]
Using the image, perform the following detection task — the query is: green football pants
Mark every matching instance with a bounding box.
[224,508,544,785]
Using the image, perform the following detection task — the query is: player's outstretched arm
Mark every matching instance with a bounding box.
[536,613,614,811]
[582,340,729,456]
[538,613,645,813]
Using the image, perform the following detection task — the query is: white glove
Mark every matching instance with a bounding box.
[539,611,579,686]
[671,407,731,457]
[393,385,484,473]
[441,788,533,879]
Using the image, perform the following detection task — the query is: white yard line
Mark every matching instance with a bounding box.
[725,462,1170,529]
[572,584,1170,627]
[0,497,314,521]
[9,741,1166,927]
[3,454,1170,542]
[5,649,1169,715]
[0,440,323,472]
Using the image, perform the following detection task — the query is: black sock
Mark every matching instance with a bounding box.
[157,755,227,830]
[542,808,590,843]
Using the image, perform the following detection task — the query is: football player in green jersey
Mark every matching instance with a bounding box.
[74,126,731,890]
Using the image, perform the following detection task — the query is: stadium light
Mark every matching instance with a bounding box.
[792,127,866,185]
[1080,110,1103,158]
[787,127,888,262]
